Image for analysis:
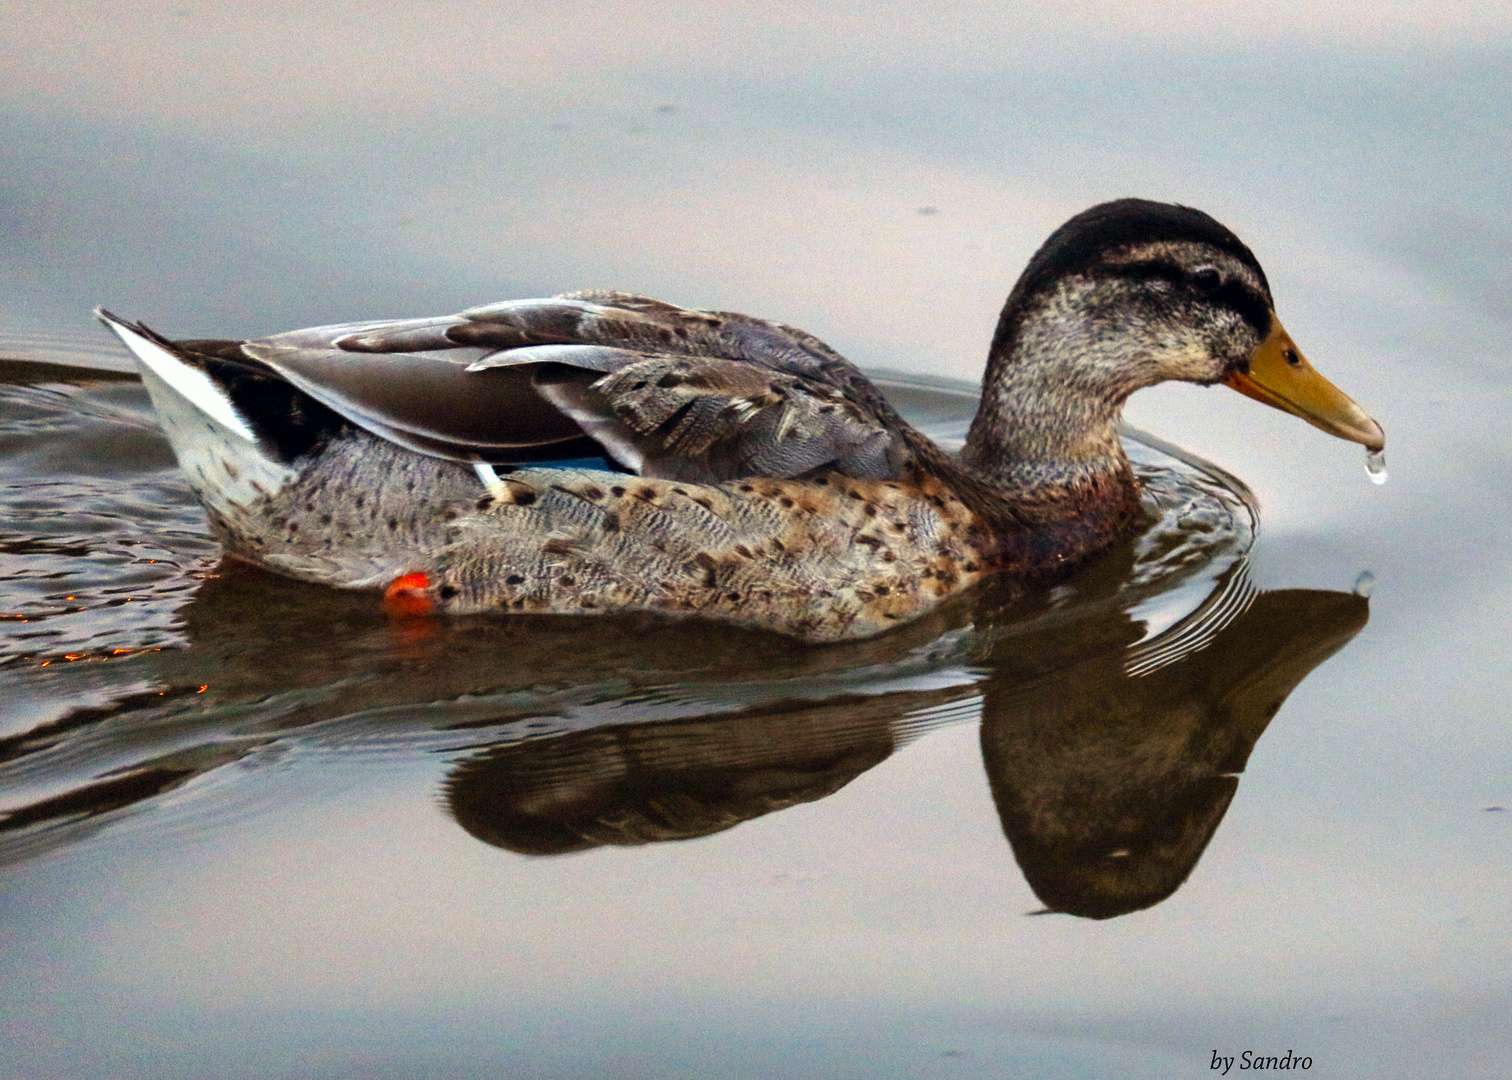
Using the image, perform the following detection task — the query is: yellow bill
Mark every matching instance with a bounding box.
[1225,318,1385,452]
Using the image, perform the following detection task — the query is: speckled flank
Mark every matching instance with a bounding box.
[436,468,989,642]
[190,428,991,642]
[204,432,480,587]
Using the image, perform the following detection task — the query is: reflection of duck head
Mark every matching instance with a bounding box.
[979,585,1369,919]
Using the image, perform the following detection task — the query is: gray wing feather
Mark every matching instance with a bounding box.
[535,355,897,483]
[242,341,585,457]
[237,292,909,478]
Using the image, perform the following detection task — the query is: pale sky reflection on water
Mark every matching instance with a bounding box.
[2,2,1511,1078]
[8,1,1510,126]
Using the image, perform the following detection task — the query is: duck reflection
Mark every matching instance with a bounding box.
[2,543,1365,917]
[1,535,1364,919]
[442,574,1365,917]
[446,695,902,855]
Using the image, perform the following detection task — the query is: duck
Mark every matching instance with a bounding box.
[97,199,1384,642]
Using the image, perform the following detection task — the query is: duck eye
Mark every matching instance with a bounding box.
[1192,267,1221,290]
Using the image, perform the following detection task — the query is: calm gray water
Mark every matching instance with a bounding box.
[2,6,1509,1078]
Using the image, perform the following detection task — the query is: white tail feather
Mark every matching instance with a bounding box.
[96,310,259,443]
[95,310,295,514]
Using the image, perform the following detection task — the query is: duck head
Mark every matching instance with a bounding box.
[963,199,1384,492]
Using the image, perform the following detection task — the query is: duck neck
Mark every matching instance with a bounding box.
[963,283,1145,498]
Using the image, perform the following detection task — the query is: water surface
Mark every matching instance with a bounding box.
[2,7,1510,1078]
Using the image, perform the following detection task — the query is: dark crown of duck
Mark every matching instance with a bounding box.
[963,198,1383,494]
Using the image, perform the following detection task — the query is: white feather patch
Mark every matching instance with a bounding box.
[472,460,515,499]
[102,317,259,443]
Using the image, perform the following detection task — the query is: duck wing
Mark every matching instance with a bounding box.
[239,292,909,482]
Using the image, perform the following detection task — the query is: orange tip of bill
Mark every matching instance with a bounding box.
[384,571,436,617]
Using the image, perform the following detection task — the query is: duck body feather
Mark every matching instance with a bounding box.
[99,200,1383,641]
[110,294,1132,640]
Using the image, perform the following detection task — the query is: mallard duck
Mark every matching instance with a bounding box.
[97,199,1383,642]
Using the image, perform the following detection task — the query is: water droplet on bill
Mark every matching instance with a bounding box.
[1365,449,1388,485]
[1353,571,1375,598]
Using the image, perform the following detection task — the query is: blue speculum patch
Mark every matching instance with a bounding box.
[513,452,628,473]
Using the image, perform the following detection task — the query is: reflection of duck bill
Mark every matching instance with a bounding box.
[980,587,1368,920]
